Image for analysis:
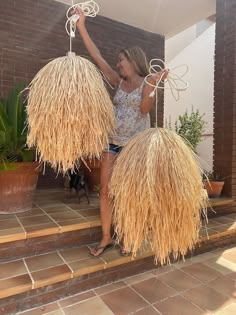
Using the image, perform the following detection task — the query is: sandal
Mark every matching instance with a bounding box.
[90,243,114,257]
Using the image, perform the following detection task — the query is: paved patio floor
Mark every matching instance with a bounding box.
[16,246,236,315]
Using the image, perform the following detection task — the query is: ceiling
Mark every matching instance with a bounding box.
[56,0,216,38]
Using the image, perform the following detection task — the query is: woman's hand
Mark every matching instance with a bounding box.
[71,7,86,29]
[156,69,169,82]
[149,69,169,85]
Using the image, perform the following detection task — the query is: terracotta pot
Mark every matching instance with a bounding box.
[81,159,101,191]
[205,180,225,198]
[0,162,41,214]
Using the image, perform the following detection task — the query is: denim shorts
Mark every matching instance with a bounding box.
[104,143,123,154]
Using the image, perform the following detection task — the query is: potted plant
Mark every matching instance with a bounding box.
[203,172,225,198]
[0,84,41,214]
[172,108,207,152]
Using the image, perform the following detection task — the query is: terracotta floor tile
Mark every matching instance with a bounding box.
[173,251,216,269]
[207,276,236,299]
[16,302,60,315]
[76,208,100,217]
[212,246,236,257]
[203,257,236,275]
[125,271,155,285]
[95,280,127,295]
[212,216,235,224]
[86,215,101,222]
[59,291,96,308]
[0,259,28,279]
[41,206,71,214]
[207,220,224,228]
[63,296,113,315]
[0,214,16,220]
[59,246,91,262]
[31,264,71,288]
[18,215,54,226]
[133,306,160,314]
[16,208,45,217]
[69,257,105,276]
[57,218,89,231]
[158,269,201,292]
[24,222,60,237]
[217,303,236,315]
[181,262,222,282]
[151,265,177,276]
[35,202,65,208]
[84,217,101,227]
[227,222,236,230]
[66,203,96,210]
[47,212,80,221]
[0,218,21,230]
[25,252,65,272]
[0,259,28,280]
[199,230,210,237]
[221,248,236,264]
[213,225,233,233]
[0,274,32,299]
[131,277,177,303]
[200,228,220,237]
[182,284,233,313]
[100,286,148,315]
[0,227,25,241]
[154,294,205,315]
[227,213,236,220]
[226,272,236,280]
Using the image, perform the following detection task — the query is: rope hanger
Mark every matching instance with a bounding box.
[65,0,99,52]
[144,59,189,126]
[66,1,189,107]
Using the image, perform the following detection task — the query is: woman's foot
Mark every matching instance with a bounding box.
[120,246,132,256]
[90,243,113,257]
[90,236,113,257]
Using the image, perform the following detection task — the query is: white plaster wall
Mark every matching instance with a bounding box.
[164,23,215,171]
[165,25,197,63]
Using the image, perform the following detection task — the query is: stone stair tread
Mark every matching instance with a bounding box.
[0,243,153,300]
[0,190,235,305]
[208,197,235,207]
[0,191,234,245]
[0,218,235,300]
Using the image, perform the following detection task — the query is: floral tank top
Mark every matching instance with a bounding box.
[109,79,150,146]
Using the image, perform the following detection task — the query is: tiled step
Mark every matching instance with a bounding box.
[13,245,236,315]
[0,189,235,263]
[0,190,102,263]
[0,212,236,315]
[207,197,236,217]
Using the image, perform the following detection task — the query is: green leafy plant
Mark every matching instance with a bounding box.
[167,109,207,152]
[203,171,229,181]
[0,84,34,171]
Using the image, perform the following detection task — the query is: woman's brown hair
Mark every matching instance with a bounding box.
[120,46,149,77]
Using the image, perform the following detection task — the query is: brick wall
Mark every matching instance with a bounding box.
[214,0,236,198]
[0,0,164,188]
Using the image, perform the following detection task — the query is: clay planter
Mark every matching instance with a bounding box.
[0,162,41,214]
[205,180,225,198]
[81,158,101,191]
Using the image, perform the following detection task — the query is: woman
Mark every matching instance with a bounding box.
[76,9,168,256]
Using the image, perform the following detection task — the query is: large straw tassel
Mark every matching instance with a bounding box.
[109,128,207,265]
[26,54,115,173]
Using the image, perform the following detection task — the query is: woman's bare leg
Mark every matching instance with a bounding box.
[90,152,116,256]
